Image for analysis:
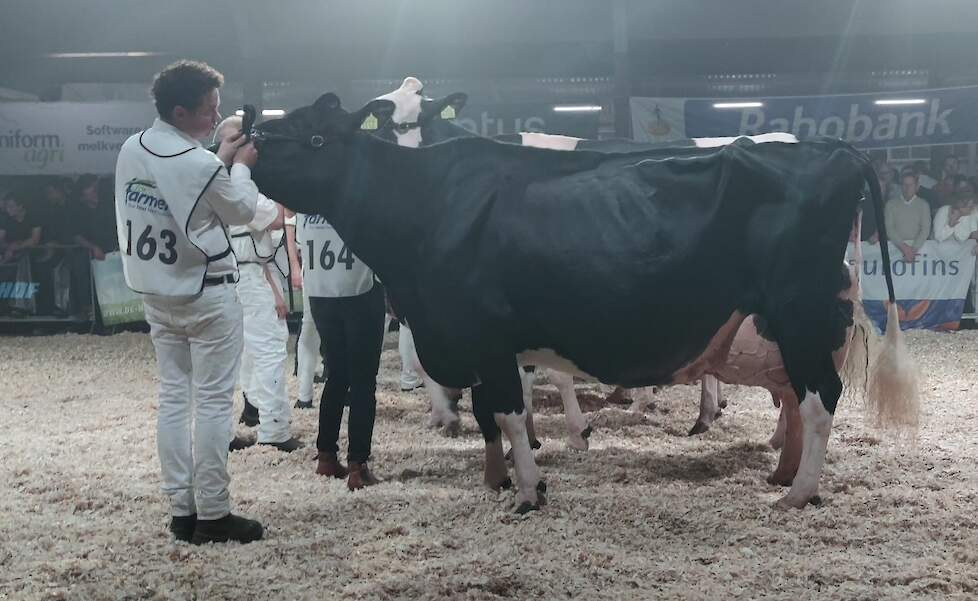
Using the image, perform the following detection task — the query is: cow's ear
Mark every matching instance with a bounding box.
[312,93,342,114]
[350,99,395,132]
[422,92,468,122]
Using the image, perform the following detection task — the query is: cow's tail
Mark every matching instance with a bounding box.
[858,159,920,433]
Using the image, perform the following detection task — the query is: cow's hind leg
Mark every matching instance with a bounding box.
[519,367,542,450]
[777,390,835,509]
[474,358,544,513]
[425,376,462,437]
[547,369,591,451]
[767,393,801,486]
[689,376,723,436]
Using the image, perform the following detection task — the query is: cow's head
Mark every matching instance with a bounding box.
[369,77,468,148]
[251,93,394,214]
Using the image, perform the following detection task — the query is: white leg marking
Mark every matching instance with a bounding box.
[778,392,833,509]
[547,369,589,451]
[495,411,542,509]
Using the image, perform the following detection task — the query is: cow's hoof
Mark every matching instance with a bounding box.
[766,472,793,487]
[718,398,728,410]
[442,421,461,438]
[536,480,547,494]
[515,501,540,515]
[713,408,723,420]
[530,439,542,451]
[808,495,822,507]
[486,477,512,492]
[581,425,592,439]
[688,421,710,436]
[775,493,813,510]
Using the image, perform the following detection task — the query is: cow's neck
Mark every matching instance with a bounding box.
[324,134,443,283]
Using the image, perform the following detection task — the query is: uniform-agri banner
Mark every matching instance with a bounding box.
[631,86,978,148]
[0,101,156,175]
[92,251,145,325]
[847,240,977,331]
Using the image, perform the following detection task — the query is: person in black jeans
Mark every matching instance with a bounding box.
[304,223,386,490]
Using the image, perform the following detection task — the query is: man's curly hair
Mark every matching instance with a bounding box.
[151,60,224,121]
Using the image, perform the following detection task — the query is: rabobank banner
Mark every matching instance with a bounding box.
[847,240,977,331]
[631,87,978,149]
[0,102,156,175]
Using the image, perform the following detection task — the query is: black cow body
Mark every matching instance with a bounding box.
[251,95,898,511]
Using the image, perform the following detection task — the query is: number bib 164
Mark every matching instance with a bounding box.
[301,216,374,298]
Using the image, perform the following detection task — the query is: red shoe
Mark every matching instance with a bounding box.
[347,462,380,491]
[315,452,348,478]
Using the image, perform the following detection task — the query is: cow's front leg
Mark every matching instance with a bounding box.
[777,391,834,509]
[546,369,591,451]
[472,388,510,491]
[689,376,724,436]
[475,360,544,513]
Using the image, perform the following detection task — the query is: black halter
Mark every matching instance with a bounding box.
[250,128,328,149]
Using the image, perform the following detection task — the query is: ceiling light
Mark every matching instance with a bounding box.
[553,105,602,112]
[43,51,162,59]
[713,102,764,109]
[874,98,927,106]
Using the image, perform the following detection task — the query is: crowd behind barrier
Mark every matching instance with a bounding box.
[2,156,978,329]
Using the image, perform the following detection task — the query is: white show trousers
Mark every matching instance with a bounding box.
[143,284,242,520]
[237,263,291,443]
[296,289,322,404]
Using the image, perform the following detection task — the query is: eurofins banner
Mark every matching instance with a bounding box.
[847,240,977,332]
[0,102,156,175]
[631,86,978,148]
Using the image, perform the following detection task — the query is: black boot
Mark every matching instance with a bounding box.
[169,514,196,542]
[229,435,256,452]
[258,436,303,453]
[239,393,259,427]
[190,513,263,545]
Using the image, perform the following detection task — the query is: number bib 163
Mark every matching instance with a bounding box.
[301,215,374,298]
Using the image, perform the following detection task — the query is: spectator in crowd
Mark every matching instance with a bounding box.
[38,178,74,246]
[885,172,931,262]
[71,174,117,260]
[934,155,960,203]
[862,161,901,243]
[933,185,978,243]
[1,191,42,262]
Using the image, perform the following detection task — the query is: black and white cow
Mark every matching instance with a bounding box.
[370,78,591,452]
[251,93,917,512]
[384,83,796,440]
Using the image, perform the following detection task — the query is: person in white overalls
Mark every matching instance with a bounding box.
[302,213,386,490]
[115,60,264,545]
[213,117,300,453]
[284,208,324,410]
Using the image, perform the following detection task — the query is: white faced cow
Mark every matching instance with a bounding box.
[252,93,918,512]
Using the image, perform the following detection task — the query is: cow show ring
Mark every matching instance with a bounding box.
[3,327,977,598]
[3,67,978,601]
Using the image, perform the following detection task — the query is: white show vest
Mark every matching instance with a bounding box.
[115,123,232,297]
[298,213,374,298]
[229,225,276,265]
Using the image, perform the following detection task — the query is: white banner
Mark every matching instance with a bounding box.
[0,102,156,175]
[92,251,145,325]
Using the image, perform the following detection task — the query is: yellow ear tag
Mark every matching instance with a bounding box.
[441,105,456,120]
[361,114,378,130]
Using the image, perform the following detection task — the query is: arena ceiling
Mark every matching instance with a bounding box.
[2,0,978,96]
